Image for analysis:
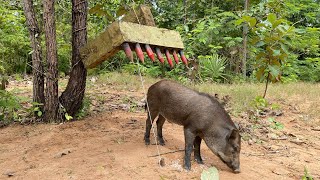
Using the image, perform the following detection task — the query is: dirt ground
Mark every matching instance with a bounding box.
[1,78,319,180]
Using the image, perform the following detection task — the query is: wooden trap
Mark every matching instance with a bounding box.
[80,5,187,69]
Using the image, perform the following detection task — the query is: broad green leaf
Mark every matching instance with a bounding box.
[256,41,265,47]
[234,37,243,42]
[65,113,73,121]
[256,23,266,28]
[272,19,283,28]
[256,67,265,81]
[272,49,281,56]
[248,17,257,28]
[37,111,42,117]
[201,167,219,180]
[295,28,306,34]
[88,4,103,14]
[280,43,289,54]
[116,6,127,17]
[268,65,280,77]
[267,13,277,25]
[235,19,244,26]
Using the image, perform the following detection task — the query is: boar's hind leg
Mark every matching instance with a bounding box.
[194,136,203,164]
[144,110,158,145]
[156,115,166,146]
[184,128,196,170]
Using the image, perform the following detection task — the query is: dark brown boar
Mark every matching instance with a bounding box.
[144,80,241,173]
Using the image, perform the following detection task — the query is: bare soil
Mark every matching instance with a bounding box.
[1,78,319,180]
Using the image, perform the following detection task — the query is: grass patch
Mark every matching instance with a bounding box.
[92,72,320,121]
[96,72,160,91]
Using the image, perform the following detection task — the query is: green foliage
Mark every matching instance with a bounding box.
[0,90,21,125]
[239,13,296,84]
[201,167,219,180]
[250,95,268,110]
[0,1,31,75]
[302,166,313,180]
[198,54,228,82]
[76,95,91,119]
[65,113,73,121]
[27,102,43,117]
[178,7,241,58]
[268,117,284,130]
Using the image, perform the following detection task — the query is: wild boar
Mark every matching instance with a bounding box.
[144,80,241,173]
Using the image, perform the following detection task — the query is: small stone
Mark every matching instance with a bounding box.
[3,170,15,177]
[54,149,72,158]
[159,158,165,167]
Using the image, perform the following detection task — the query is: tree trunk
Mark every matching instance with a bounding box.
[59,0,87,117]
[242,0,249,77]
[22,0,45,118]
[43,0,59,122]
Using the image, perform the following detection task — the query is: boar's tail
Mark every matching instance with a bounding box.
[144,102,147,111]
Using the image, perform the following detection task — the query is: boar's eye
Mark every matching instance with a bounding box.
[233,145,240,152]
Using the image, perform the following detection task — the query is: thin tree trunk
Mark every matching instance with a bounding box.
[22,0,45,118]
[183,0,187,24]
[242,0,249,77]
[263,73,270,98]
[59,0,87,117]
[43,0,59,122]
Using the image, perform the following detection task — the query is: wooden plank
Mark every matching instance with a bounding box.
[120,22,184,49]
[121,5,156,26]
[81,21,184,69]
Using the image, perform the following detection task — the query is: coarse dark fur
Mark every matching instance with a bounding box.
[144,80,241,173]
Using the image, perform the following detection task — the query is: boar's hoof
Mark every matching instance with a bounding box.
[184,163,191,171]
[158,138,165,146]
[195,158,203,164]
[144,138,150,145]
[233,168,241,173]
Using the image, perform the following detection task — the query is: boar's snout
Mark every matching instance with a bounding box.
[233,168,241,173]
[230,162,241,173]
[224,159,240,173]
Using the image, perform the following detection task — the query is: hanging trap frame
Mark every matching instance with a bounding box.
[80,5,188,69]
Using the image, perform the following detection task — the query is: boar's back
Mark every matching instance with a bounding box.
[147,80,236,129]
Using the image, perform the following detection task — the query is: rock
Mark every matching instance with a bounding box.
[3,170,16,177]
[290,139,304,145]
[118,104,130,111]
[270,110,283,116]
[54,149,72,158]
[272,168,290,175]
[159,158,165,167]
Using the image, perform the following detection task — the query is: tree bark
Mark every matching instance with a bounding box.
[59,0,87,117]
[242,0,249,77]
[43,0,59,122]
[22,0,45,118]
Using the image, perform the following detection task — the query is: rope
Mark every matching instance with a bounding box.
[136,59,162,166]
[130,1,163,166]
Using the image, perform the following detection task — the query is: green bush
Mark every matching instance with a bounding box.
[0,90,21,126]
[198,54,228,82]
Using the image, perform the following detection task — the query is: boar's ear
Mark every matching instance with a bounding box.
[234,122,239,130]
[228,129,239,142]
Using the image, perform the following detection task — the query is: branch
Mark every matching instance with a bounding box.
[147,149,184,157]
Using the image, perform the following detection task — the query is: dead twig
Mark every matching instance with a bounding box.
[148,149,184,157]
[289,140,305,145]
[241,152,265,157]
[271,137,288,140]
[311,128,320,131]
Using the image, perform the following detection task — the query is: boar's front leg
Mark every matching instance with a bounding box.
[156,115,166,145]
[194,136,203,164]
[184,127,196,170]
